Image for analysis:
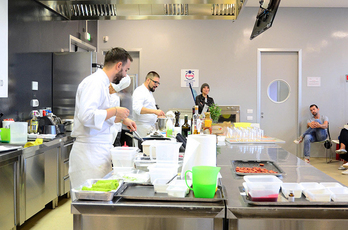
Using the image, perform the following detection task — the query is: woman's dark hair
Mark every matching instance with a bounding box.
[201,83,210,93]
[104,47,133,67]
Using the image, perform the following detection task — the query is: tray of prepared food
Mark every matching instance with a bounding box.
[231,160,285,176]
[72,179,123,201]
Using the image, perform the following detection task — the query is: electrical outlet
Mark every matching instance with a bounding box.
[247,109,253,114]
[32,81,38,90]
[247,116,253,121]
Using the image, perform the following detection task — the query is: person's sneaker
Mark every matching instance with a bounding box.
[335,149,347,154]
[304,158,310,163]
[294,136,303,144]
[338,165,346,170]
[343,162,348,169]
[342,170,348,175]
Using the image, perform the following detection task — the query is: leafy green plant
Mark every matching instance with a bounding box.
[209,104,221,122]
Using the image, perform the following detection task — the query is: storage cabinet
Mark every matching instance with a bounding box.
[0,151,19,230]
[19,140,60,225]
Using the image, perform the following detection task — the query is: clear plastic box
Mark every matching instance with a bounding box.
[148,163,179,183]
[153,178,171,193]
[329,187,348,202]
[306,188,331,202]
[281,183,302,198]
[320,182,343,188]
[166,179,192,198]
[110,147,138,168]
[244,175,282,201]
[299,182,324,197]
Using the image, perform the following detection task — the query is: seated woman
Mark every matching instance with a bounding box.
[195,83,215,114]
[335,128,348,175]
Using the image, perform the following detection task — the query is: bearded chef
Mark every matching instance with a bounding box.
[132,71,165,137]
[69,47,136,190]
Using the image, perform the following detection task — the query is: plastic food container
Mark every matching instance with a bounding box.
[244,175,283,201]
[153,178,171,193]
[306,188,331,202]
[148,163,179,183]
[166,180,192,198]
[110,147,138,168]
[281,183,302,198]
[299,182,324,197]
[10,122,28,144]
[320,182,343,188]
[329,187,348,202]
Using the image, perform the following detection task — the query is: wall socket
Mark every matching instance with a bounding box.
[247,109,253,114]
[247,116,253,121]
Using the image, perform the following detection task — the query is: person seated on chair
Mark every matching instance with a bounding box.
[335,128,348,175]
[294,104,329,164]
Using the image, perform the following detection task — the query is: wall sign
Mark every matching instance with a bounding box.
[307,77,321,87]
[181,69,199,87]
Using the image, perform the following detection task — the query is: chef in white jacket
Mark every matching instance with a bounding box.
[69,47,136,190]
[132,71,165,137]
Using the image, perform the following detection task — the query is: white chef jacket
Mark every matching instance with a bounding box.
[110,92,122,142]
[132,84,157,137]
[69,69,116,189]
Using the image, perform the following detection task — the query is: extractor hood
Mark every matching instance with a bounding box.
[36,0,246,20]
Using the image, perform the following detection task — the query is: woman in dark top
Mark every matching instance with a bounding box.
[336,128,348,174]
[195,83,215,114]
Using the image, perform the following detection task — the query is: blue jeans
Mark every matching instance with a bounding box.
[303,119,328,158]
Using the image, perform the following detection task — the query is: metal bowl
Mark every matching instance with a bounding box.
[157,118,167,131]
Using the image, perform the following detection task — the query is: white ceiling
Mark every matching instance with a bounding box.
[245,0,348,8]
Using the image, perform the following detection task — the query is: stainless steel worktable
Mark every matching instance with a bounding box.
[217,143,348,230]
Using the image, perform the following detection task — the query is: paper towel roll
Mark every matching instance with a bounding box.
[181,134,216,179]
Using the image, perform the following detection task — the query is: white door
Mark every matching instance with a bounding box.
[258,49,302,156]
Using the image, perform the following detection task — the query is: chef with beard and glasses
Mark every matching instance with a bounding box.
[132,71,165,137]
[69,47,137,191]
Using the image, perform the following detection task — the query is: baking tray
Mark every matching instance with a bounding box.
[117,182,226,203]
[239,186,348,206]
[231,160,285,176]
[72,179,124,201]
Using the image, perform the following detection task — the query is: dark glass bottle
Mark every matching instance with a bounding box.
[174,111,180,127]
[181,115,191,138]
[190,106,195,135]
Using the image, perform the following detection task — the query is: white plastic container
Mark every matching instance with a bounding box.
[320,182,343,188]
[299,182,324,197]
[110,147,138,168]
[148,163,179,183]
[153,178,171,193]
[306,188,331,202]
[141,140,170,157]
[281,183,302,198]
[10,122,28,144]
[244,175,282,201]
[328,187,348,202]
[166,180,192,198]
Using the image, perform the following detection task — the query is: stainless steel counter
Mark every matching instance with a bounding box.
[71,141,348,230]
[216,143,348,230]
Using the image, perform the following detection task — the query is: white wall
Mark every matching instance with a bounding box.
[0,0,8,97]
[98,7,348,142]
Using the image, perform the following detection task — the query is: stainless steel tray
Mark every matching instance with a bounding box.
[117,183,226,203]
[231,160,285,176]
[239,186,348,206]
[72,179,124,201]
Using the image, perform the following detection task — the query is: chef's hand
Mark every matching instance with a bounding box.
[123,118,137,132]
[155,110,165,117]
[114,107,129,123]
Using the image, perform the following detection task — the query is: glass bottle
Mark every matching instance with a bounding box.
[174,111,180,127]
[204,112,212,134]
[193,105,199,134]
[288,190,295,202]
[190,106,195,135]
[181,114,191,138]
